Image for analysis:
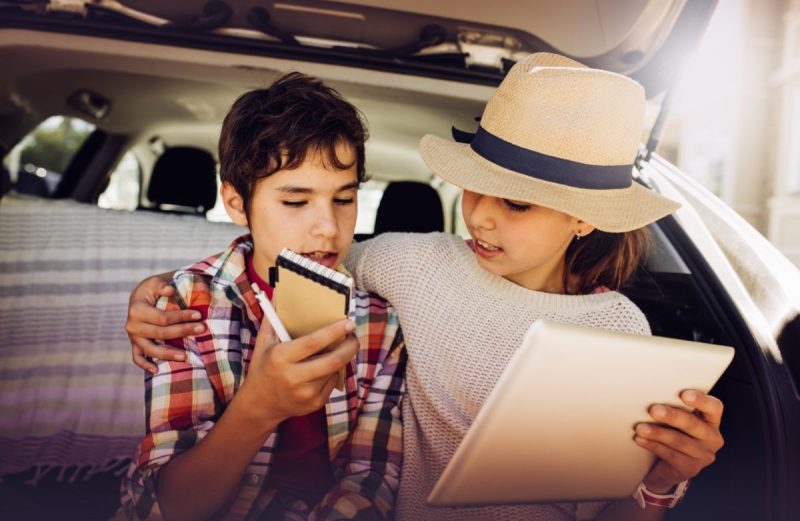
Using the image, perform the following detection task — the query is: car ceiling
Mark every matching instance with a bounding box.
[121,0,691,72]
[0,0,719,182]
[0,29,490,182]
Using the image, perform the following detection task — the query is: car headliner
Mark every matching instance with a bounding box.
[0,0,717,182]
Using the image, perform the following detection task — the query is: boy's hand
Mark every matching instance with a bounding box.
[239,319,358,428]
[126,272,204,373]
[634,390,725,493]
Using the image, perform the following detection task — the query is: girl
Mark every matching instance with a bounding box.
[127,53,724,521]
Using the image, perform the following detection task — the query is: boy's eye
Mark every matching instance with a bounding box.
[502,199,531,212]
[334,198,355,205]
[282,200,307,207]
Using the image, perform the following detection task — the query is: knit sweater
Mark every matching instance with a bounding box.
[345,232,651,521]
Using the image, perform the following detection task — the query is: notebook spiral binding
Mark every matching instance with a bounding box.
[269,248,355,317]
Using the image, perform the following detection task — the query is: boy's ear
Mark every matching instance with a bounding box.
[221,182,248,227]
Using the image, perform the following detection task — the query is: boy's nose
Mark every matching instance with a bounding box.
[311,207,339,238]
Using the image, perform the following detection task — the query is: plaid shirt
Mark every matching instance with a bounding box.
[119,235,406,521]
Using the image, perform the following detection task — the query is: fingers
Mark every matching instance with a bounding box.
[645,402,720,447]
[133,275,174,305]
[635,436,711,480]
[126,306,204,340]
[634,423,710,460]
[157,284,175,298]
[293,335,358,381]
[130,304,202,329]
[132,344,159,373]
[682,389,724,426]
[140,338,186,362]
[636,391,726,485]
[281,319,356,362]
[130,337,186,372]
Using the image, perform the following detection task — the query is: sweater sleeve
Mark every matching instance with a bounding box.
[604,294,652,337]
[344,233,431,303]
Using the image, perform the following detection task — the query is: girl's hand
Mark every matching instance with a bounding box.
[125,272,204,372]
[634,390,725,493]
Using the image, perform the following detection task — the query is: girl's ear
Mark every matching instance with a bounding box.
[221,182,248,227]
[574,220,596,239]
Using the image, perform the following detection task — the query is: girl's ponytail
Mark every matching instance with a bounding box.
[564,228,652,294]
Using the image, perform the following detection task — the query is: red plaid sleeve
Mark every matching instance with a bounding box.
[119,275,220,521]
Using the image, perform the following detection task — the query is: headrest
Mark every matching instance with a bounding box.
[374,181,444,235]
[147,146,217,213]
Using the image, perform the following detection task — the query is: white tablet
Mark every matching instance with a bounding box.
[427,320,734,507]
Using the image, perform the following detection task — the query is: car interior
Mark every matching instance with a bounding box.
[0,3,788,520]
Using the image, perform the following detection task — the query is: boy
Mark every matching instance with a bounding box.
[119,73,406,521]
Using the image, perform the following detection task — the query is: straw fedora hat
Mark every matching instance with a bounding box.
[419,52,680,232]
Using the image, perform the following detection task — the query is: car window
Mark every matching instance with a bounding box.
[205,176,230,223]
[97,150,141,211]
[453,191,470,239]
[2,116,96,198]
[355,180,387,234]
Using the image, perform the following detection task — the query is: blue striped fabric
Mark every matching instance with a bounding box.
[0,194,241,481]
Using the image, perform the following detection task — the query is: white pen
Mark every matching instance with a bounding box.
[251,282,291,343]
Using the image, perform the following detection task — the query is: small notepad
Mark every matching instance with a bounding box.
[269,248,355,390]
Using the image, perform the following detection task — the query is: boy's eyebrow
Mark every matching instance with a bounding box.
[276,185,313,194]
[337,181,360,192]
[275,181,360,194]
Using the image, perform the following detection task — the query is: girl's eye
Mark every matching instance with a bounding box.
[282,200,307,207]
[502,199,531,213]
[334,198,355,206]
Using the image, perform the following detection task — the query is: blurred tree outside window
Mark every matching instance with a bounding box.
[3,115,95,197]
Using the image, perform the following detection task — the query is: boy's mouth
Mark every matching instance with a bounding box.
[300,251,339,268]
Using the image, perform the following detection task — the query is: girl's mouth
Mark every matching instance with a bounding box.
[474,239,503,259]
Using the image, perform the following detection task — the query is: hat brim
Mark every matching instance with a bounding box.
[420,134,680,233]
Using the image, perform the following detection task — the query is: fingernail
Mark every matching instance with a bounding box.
[344,320,356,332]
[149,368,158,374]
[194,325,205,334]
[683,390,698,403]
[191,312,202,320]
[634,436,647,446]
[635,424,652,435]
[174,354,186,362]
[651,405,667,419]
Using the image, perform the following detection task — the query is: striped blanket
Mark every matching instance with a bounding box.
[0,195,240,482]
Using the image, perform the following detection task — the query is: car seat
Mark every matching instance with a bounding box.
[143,146,217,215]
[0,165,10,198]
[355,181,444,241]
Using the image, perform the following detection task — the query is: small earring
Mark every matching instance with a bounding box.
[575,233,581,241]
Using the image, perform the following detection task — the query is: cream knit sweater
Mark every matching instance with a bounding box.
[345,232,651,521]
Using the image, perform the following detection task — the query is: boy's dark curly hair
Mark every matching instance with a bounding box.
[218,72,368,214]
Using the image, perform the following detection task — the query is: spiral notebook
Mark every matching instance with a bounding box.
[268,248,355,390]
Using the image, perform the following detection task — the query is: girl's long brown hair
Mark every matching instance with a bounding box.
[563,228,652,294]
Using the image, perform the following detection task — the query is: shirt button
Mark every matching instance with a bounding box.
[247,474,260,485]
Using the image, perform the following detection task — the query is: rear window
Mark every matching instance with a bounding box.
[3,116,95,198]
